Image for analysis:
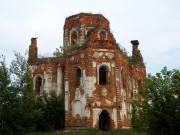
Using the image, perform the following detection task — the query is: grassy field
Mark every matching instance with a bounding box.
[26,129,150,135]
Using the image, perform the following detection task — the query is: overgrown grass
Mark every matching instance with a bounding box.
[26,129,150,135]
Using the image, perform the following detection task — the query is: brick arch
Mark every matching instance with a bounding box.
[98,29,108,40]
[33,67,43,75]
[34,74,43,95]
[97,109,112,119]
[70,28,78,45]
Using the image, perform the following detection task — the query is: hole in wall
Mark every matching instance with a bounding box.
[99,110,110,131]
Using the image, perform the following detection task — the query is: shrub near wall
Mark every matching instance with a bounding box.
[35,91,65,132]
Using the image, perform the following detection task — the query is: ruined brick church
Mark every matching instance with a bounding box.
[28,13,146,130]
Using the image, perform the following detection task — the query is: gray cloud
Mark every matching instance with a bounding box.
[0,0,180,74]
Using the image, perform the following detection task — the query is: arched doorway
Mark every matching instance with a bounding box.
[99,110,110,131]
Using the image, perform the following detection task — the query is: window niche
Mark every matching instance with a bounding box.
[121,69,126,89]
[76,68,82,87]
[71,30,78,45]
[98,30,107,40]
[138,79,142,94]
[35,76,42,94]
[99,66,108,85]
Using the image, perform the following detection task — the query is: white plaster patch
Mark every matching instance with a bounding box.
[101,88,108,96]
[73,100,82,117]
[87,90,93,97]
[65,81,69,91]
[30,65,37,73]
[111,62,115,67]
[57,67,63,95]
[105,52,114,59]
[93,109,101,127]
[121,100,127,121]
[94,101,101,107]
[80,53,84,58]
[75,88,81,100]
[65,93,69,112]
[93,49,114,52]
[113,108,118,128]
[113,96,116,102]
[105,99,113,106]
[83,69,96,97]
[70,56,74,61]
[44,71,52,93]
[41,65,44,70]
[84,108,90,118]
[93,52,103,58]
[92,61,96,68]
[93,52,100,58]
[121,88,126,97]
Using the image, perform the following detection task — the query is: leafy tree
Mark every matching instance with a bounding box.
[35,91,65,131]
[0,55,10,90]
[0,53,41,134]
[53,46,63,57]
[0,55,11,134]
[132,67,180,135]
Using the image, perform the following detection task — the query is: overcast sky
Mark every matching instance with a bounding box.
[0,0,179,74]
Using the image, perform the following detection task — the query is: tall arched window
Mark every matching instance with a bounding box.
[121,69,125,89]
[138,79,142,94]
[35,76,42,94]
[76,68,82,87]
[99,66,108,85]
[71,30,78,45]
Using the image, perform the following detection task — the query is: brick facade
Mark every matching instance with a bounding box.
[28,13,146,130]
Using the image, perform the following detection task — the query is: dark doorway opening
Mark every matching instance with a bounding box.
[99,110,110,131]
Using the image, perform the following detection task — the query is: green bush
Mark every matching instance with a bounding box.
[35,91,65,131]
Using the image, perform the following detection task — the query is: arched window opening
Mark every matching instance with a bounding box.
[35,76,42,94]
[130,78,133,98]
[121,69,126,89]
[99,66,108,85]
[71,31,78,45]
[76,68,82,87]
[99,110,110,131]
[99,30,107,40]
[138,80,142,94]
